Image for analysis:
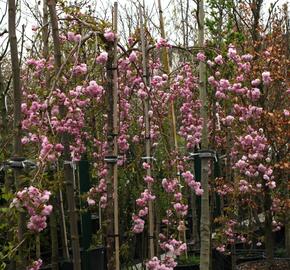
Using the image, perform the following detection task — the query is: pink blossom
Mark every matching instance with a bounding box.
[196,52,206,61]
[251,78,261,86]
[144,175,154,184]
[41,205,53,216]
[96,52,108,64]
[132,215,145,233]
[262,71,272,85]
[27,259,42,270]
[216,245,225,252]
[222,115,235,126]
[143,162,151,169]
[156,38,171,49]
[129,51,137,62]
[214,55,223,65]
[87,198,96,206]
[104,30,115,42]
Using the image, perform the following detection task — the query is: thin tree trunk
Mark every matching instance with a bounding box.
[50,201,59,270]
[264,188,274,262]
[42,0,49,60]
[36,235,41,258]
[104,3,120,269]
[8,1,25,269]
[139,4,155,258]
[58,188,70,260]
[198,1,211,270]
[157,0,178,155]
[286,210,290,256]
[48,1,81,270]
[191,190,200,246]
[42,3,60,267]
[0,64,8,152]
[112,3,120,269]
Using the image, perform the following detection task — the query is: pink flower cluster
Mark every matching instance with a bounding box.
[232,128,275,189]
[147,256,177,270]
[27,259,42,270]
[156,38,171,49]
[216,184,234,196]
[136,189,156,207]
[87,177,107,208]
[21,77,102,161]
[132,215,145,233]
[11,186,53,232]
[96,52,108,64]
[174,64,202,149]
[104,29,116,42]
[67,31,82,42]
[162,178,178,193]
[72,63,87,76]
[182,171,203,195]
[196,52,206,62]
[132,188,156,233]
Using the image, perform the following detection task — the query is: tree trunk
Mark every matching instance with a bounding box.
[198,1,211,270]
[42,0,49,60]
[191,190,200,246]
[48,1,81,270]
[50,200,59,270]
[104,4,120,269]
[0,64,8,149]
[139,4,155,258]
[264,189,274,261]
[8,1,25,269]
[285,212,290,256]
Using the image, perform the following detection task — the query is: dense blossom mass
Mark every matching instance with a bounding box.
[2,1,289,270]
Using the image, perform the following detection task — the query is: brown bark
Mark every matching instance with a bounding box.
[8,1,25,269]
[8,0,22,159]
[42,0,49,60]
[0,64,8,149]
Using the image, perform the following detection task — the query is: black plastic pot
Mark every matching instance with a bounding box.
[174,264,199,270]
[89,246,106,270]
[60,261,73,270]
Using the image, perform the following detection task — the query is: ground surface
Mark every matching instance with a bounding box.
[237,259,290,270]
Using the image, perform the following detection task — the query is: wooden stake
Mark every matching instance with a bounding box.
[139,3,155,259]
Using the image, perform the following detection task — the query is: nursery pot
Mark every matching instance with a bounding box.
[174,264,199,270]
[89,246,106,270]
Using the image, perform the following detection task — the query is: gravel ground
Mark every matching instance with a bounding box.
[237,259,290,270]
